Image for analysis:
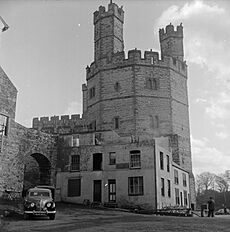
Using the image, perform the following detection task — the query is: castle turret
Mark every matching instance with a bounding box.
[159,23,184,61]
[93,1,124,62]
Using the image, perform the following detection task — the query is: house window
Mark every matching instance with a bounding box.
[0,114,8,136]
[93,153,102,171]
[109,152,116,165]
[184,190,188,206]
[174,169,179,185]
[68,178,81,197]
[182,173,187,187]
[175,188,180,205]
[160,152,164,170]
[114,117,120,129]
[128,176,143,196]
[166,155,170,172]
[130,150,141,169]
[161,178,165,196]
[167,179,171,198]
[71,155,80,171]
[89,87,95,99]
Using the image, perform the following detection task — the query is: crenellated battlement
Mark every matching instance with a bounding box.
[86,48,187,80]
[93,1,124,25]
[159,23,183,42]
[32,114,86,134]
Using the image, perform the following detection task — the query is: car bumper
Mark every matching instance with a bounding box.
[24,210,56,215]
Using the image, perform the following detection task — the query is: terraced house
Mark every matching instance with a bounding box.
[0,1,195,210]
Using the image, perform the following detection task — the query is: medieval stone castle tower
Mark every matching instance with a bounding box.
[0,1,195,209]
[32,1,195,207]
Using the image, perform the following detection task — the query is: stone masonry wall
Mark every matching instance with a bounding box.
[0,66,17,119]
[0,119,57,195]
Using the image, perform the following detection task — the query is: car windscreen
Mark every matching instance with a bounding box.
[30,191,50,197]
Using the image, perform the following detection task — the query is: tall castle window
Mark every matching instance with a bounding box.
[89,87,96,99]
[114,117,120,129]
[0,114,8,136]
[146,78,158,90]
[114,82,121,92]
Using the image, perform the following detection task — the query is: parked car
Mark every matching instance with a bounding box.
[215,208,230,215]
[24,187,56,220]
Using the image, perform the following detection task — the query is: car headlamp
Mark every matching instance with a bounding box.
[30,202,35,207]
[47,202,51,207]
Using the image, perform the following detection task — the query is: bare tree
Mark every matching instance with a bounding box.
[196,172,215,193]
[215,175,228,192]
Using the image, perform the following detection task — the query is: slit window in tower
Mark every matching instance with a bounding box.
[0,114,9,136]
[114,117,119,129]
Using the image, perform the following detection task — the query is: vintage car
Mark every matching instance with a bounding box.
[24,187,56,220]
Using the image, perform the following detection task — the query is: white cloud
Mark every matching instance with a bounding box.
[215,132,228,139]
[191,136,230,175]
[195,98,207,103]
[64,101,82,116]
[206,92,230,119]
[155,0,230,83]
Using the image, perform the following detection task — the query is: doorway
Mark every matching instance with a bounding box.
[108,179,116,202]
[93,180,102,202]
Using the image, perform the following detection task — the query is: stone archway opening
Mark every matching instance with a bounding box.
[23,153,51,191]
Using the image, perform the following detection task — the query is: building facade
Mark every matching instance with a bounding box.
[32,1,195,209]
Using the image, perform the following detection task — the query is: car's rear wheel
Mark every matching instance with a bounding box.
[49,214,55,220]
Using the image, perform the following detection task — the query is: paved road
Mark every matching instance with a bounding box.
[2,203,230,232]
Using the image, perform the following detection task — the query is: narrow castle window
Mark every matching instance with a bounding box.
[173,58,177,65]
[0,114,8,136]
[114,82,120,92]
[146,78,158,90]
[150,57,154,64]
[89,87,96,99]
[114,117,120,129]
[154,115,159,128]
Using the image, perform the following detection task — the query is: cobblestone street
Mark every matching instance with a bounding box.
[1,203,230,232]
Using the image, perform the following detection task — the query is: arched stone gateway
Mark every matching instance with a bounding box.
[24,153,52,191]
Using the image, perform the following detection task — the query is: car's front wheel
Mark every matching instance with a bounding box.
[24,213,33,220]
[49,214,55,220]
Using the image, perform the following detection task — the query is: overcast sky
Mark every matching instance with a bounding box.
[0,0,229,176]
